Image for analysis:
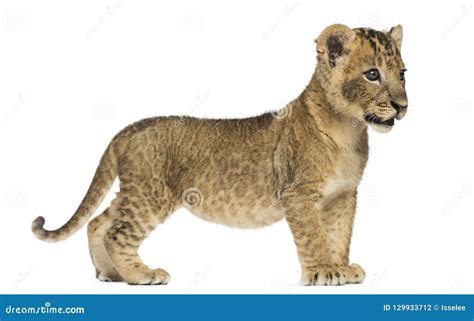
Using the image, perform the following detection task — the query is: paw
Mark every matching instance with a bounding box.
[300,263,365,286]
[96,269,123,282]
[127,268,170,285]
[345,263,366,284]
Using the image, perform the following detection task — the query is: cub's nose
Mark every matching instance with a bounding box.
[391,100,408,111]
[391,100,408,120]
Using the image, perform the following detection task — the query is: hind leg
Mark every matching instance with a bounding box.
[103,193,174,285]
[87,209,123,282]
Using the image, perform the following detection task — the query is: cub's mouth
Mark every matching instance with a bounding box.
[364,113,395,127]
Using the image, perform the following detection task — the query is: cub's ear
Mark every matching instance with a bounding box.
[389,25,403,51]
[315,24,355,68]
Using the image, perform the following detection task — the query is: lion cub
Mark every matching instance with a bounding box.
[33,24,408,286]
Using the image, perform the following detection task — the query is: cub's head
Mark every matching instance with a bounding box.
[315,24,408,133]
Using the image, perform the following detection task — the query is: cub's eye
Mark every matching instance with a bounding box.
[365,69,380,81]
[400,69,407,81]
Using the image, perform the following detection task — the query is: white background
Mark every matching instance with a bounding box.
[0,0,473,294]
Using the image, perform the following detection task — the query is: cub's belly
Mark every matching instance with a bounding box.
[185,191,286,228]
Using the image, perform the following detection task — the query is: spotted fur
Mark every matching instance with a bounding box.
[32,24,407,286]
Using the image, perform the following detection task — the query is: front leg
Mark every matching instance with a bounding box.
[284,187,365,286]
[320,191,365,284]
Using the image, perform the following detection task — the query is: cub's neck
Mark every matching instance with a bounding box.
[299,77,368,153]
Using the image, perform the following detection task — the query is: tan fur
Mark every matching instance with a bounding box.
[32,24,408,286]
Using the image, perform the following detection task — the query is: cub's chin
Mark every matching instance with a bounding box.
[367,122,394,133]
[364,114,395,133]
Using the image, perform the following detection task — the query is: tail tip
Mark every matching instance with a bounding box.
[32,216,45,230]
[32,216,47,240]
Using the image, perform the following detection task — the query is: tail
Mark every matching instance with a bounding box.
[32,143,117,242]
